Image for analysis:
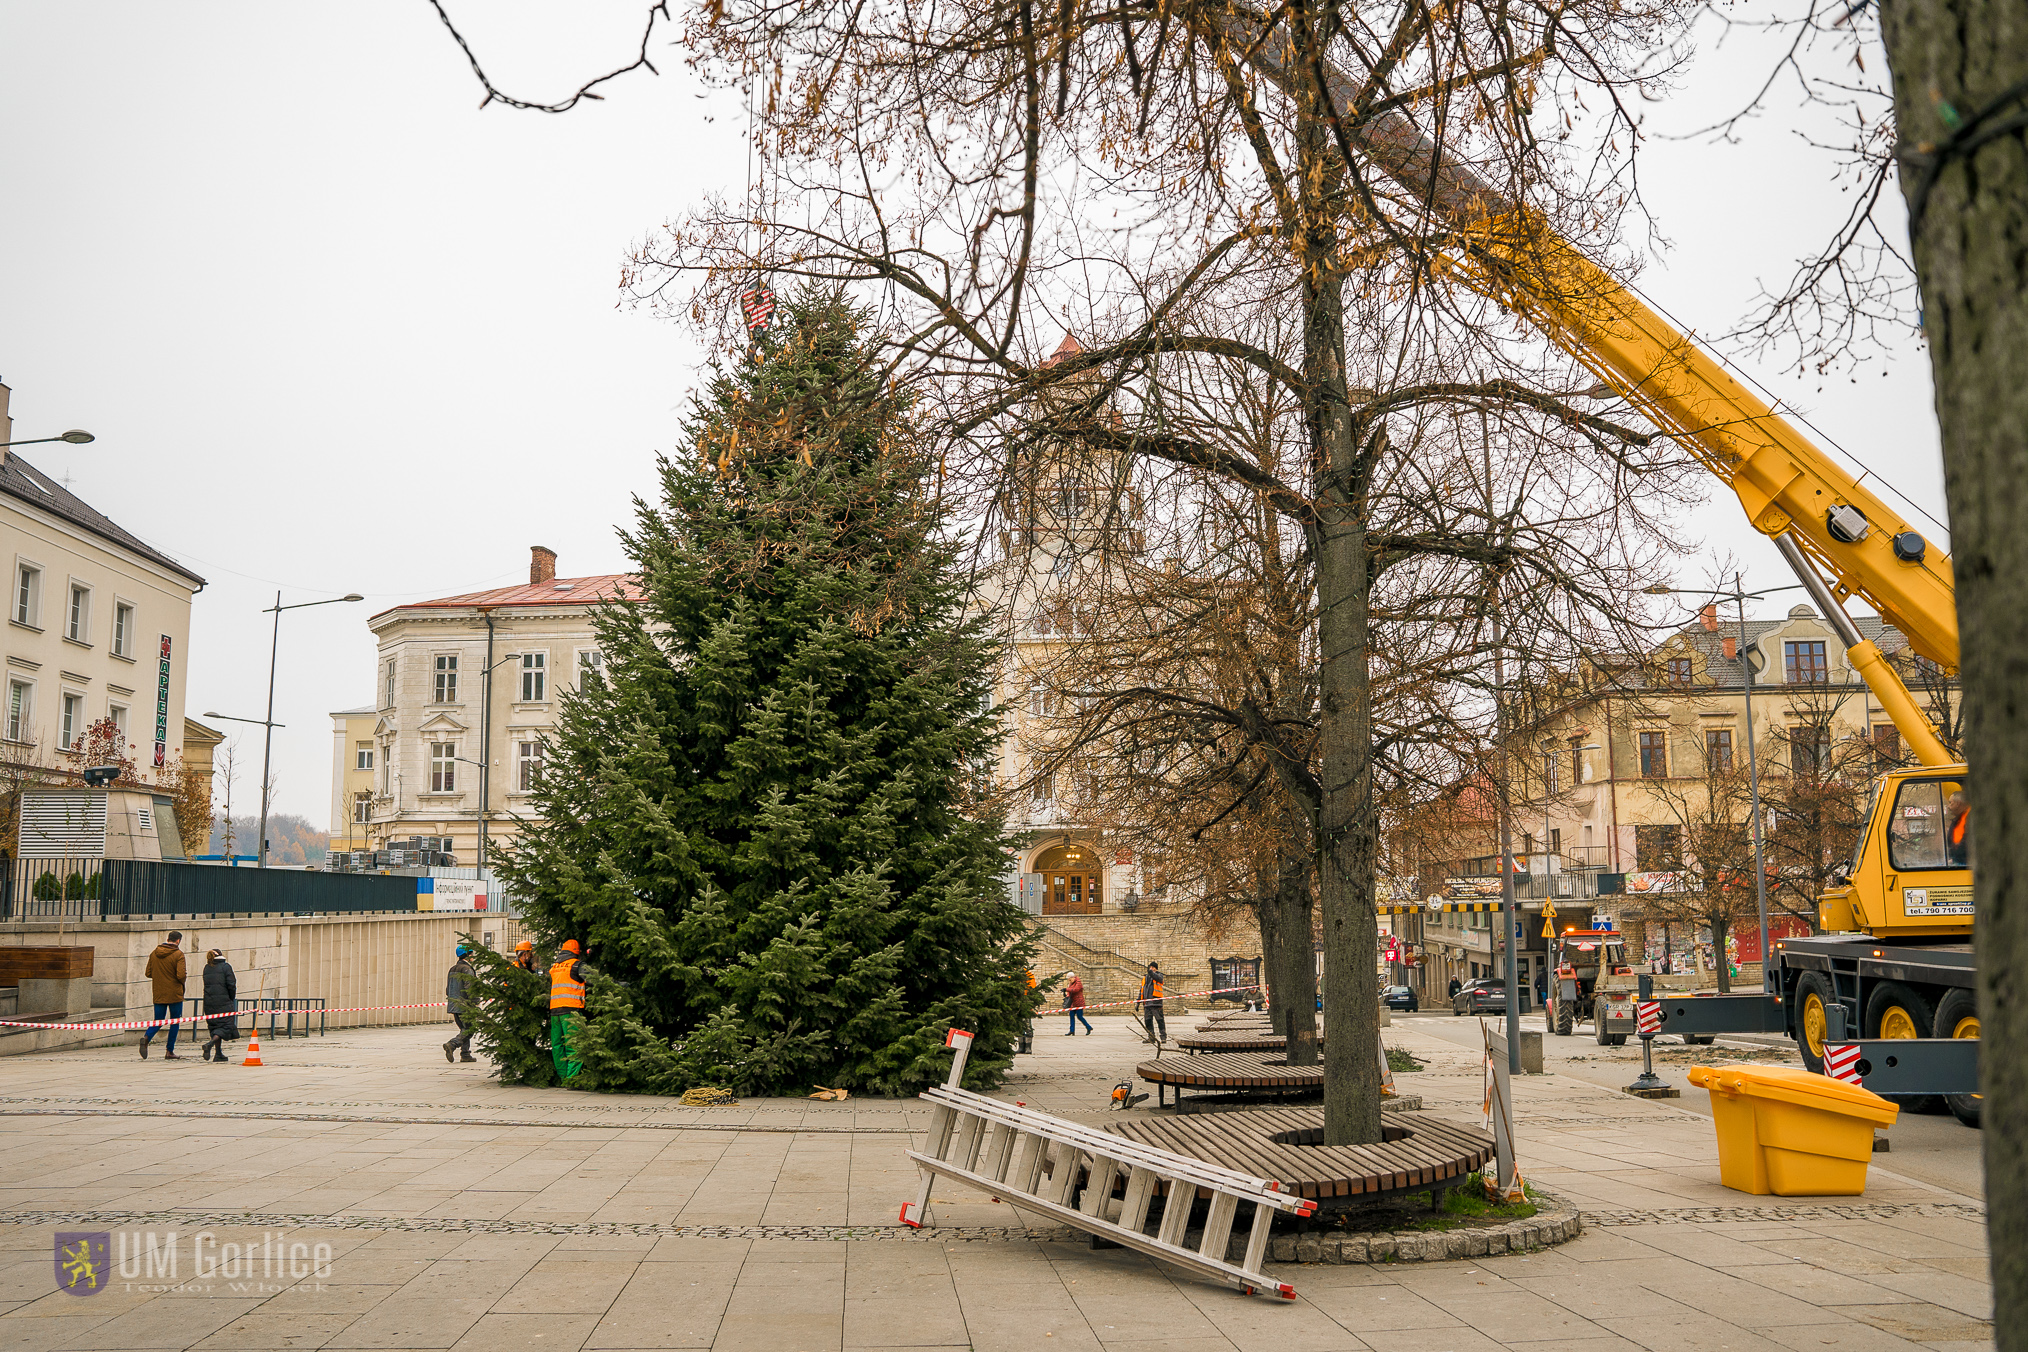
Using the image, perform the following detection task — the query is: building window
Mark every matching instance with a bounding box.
[384,661,395,710]
[7,680,31,743]
[60,693,82,749]
[1569,737,1585,786]
[1549,827,1562,855]
[109,702,127,737]
[429,743,457,793]
[113,602,134,657]
[577,649,604,684]
[355,744,374,771]
[67,585,90,642]
[1705,728,1734,773]
[352,795,371,824]
[1666,656,1694,685]
[434,654,458,704]
[1638,730,1668,778]
[1028,686,1057,717]
[1544,762,1561,795]
[1873,724,1902,767]
[381,744,392,795]
[1784,640,1828,684]
[13,564,39,626]
[519,652,546,702]
[516,739,546,791]
[1790,724,1832,776]
[1635,823,1683,871]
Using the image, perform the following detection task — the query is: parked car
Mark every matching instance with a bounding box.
[1452,979,1507,1016]
[1382,985,1419,1012]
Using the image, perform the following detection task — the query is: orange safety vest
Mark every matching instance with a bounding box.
[1952,809,1970,848]
[549,958,585,1010]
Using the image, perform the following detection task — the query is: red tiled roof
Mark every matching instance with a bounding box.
[372,574,643,621]
[1040,333,1082,368]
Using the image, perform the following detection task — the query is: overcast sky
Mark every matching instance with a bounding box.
[0,3,1946,822]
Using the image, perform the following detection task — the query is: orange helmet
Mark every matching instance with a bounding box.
[514,940,534,952]
[562,939,581,955]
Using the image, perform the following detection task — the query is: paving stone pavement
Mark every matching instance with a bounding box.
[0,1011,1992,1350]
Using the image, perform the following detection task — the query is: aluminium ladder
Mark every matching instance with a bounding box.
[900,1029,1316,1297]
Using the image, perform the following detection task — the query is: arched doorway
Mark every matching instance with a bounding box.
[1034,842,1103,915]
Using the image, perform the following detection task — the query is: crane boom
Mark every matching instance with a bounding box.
[1225,17,1958,761]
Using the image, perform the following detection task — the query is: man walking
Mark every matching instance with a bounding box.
[549,940,588,1085]
[443,944,478,1063]
[1138,961,1167,1046]
[140,931,187,1059]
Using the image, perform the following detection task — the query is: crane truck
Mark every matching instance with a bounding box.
[1227,17,1980,1125]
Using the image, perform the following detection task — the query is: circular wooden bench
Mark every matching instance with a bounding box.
[1105,1106,1495,1206]
[1137,1051,1327,1111]
[1172,1031,1326,1055]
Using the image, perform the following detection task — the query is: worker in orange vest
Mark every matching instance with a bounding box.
[549,940,588,1086]
[1139,961,1168,1045]
[511,939,537,974]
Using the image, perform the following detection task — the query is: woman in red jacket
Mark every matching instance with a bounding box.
[1064,974,1093,1035]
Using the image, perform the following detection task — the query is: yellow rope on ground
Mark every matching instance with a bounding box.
[680,1086,739,1106]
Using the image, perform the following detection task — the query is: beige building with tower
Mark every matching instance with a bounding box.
[347,547,640,866]
[1,380,205,805]
[970,337,1261,1006]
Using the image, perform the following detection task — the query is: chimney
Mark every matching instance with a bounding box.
[530,546,557,585]
[1722,634,1738,660]
[1700,604,1719,632]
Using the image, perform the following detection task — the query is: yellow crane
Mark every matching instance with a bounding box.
[1230,17,1979,1123]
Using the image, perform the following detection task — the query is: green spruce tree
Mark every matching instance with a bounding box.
[477,290,1038,1096]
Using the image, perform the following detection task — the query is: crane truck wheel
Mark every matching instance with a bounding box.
[1866,982,1947,1114]
[1793,972,1836,1074]
[1554,1002,1573,1036]
[1932,989,1982,1129]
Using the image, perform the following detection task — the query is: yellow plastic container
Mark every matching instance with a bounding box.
[1686,1064,1899,1196]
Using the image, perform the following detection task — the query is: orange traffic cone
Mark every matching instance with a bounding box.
[241,1033,263,1067]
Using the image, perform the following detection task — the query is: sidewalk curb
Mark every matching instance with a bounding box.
[1265,1190,1582,1265]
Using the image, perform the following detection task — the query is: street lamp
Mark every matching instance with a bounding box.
[233,591,366,869]
[1643,578,1806,993]
[0,430,94,448]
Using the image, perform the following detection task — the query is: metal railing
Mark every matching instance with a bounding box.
[2,858,419,921]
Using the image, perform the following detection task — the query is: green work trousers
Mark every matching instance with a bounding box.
[550,1010,584,1083]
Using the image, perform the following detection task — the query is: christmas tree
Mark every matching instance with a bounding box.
[479,290,1038,1096]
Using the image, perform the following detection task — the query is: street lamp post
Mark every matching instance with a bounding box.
[0,430,94,448]
[220,592,365,868]
[1645,579,1805,993]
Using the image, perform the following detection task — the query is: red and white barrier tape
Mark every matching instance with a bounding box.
[0,983,1268,1034]
[0,1001,450,1032]
[1066,983,1262,1013]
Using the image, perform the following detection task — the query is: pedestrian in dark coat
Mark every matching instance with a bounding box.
[200,950,238,1063]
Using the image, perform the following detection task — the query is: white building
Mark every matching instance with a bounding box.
[1,381,204,785]
[352,547,639,866]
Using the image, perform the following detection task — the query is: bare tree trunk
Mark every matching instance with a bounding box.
[1879,0,2028,1331]
[1278,851,1321,1064]
[1256,855,1292,1029]
[1305,117,1381,1145]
